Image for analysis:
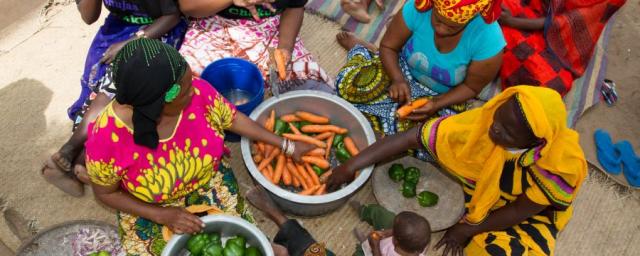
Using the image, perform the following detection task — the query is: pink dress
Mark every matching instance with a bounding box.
[85,78,252,255]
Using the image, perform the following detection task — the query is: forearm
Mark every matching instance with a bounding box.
[278,8,304,51]
[93,187,164,223]
[431,83,479,110]
[142,14,181,39]
[229,112,284,148]
[77,0,102,24]
[179,0,234,18]
[343,126,422,173]
[379,46,405,83]
[505,17,545,30]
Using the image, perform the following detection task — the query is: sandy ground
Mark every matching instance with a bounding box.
[0,1,639,255]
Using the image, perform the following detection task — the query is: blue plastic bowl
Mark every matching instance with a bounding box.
[201,58,265,142]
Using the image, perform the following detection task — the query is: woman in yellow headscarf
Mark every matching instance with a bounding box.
[328,86,587,256]
[334,0,504,138]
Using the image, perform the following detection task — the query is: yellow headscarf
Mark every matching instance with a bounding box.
[414,0,502,24]
[432,86,587,224]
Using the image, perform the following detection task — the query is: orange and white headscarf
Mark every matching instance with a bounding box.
[415,0,502,24]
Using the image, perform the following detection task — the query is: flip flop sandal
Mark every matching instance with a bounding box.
[615,140,640,188]
[594,129,622,175]
[601,79,618,106]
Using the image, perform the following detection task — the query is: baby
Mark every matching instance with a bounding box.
[354,202,431,256]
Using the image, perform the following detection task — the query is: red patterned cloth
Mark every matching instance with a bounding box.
[500,0,625,96]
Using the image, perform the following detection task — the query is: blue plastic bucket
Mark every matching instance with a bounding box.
[201,58,264,142]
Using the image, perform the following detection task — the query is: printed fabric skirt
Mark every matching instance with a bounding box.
[117,159,253,256]
[335,45,467,136]
[179,15,334,94]
[68,14,187,122]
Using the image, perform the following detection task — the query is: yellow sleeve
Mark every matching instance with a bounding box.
[86,158,123,186]
[205,94,237,135]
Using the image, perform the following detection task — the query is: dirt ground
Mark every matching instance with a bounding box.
[0,1,639,255]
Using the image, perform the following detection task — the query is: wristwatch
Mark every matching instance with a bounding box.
[135,30,147,39]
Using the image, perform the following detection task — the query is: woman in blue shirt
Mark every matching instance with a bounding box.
[335,0,504,137]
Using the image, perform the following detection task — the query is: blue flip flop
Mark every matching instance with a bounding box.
[616,140,640,188]
[594,129,622,175]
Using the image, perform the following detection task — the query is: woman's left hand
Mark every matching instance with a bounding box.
[100,40,128,64]
[405,100,439,121]
[291,140,315,162]
[435,223,474,256]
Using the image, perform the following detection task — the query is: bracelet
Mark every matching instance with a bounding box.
[281,138,288,153]
[286,139,295,156]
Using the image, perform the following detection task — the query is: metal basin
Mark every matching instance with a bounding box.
[240,90,376,216]
[162,215,274,256]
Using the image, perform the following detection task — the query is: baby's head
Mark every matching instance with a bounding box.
[392,211,431,255]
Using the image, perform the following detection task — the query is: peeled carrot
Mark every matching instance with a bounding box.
[261,168,273,182]
[343,137,360,156]
[257,148,280,171]
[296,163,314,188]
[301,125,347,134]
[299,185,320,195]
[292,173,301,187]
[307,148,326,157]
[282,133,326,148]
[266,109,276,132]
[302,156,330,169]
[288,123,302,135]
[319,170,333,184]
[280,114,301,123]
[282,163,292,186]
[295,111,329,124]
[265,165,275,183]
[274,49,287,80]
[252,154,263,163]
[256,142,265,154]
[304,163,321,185]
[325,134,334,159]
[288,161,309,189]
[396,98,429,118]
[314,184,326,195]
[314,132,333,140]
[272,154,286,184]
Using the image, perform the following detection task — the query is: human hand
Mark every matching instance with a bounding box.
[291,140,315,162]
[368,231,382,250]
[100,40,128,64]
[404,99,439,121]
[326,163,356,192]
[232,0,276,21]
[154,207,204,234]
[388,80,411,105]
[435,223,473,256]
[499,5,513,26]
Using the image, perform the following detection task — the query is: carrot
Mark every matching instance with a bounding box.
[274,48,287,80]
[280,114,301,123]
[301,125,347,134]
[307,148,326,157]
[266,109,276,132]
[263,144,273,159]
[325,134,335,159]
[256,142,265,154]
[296,163,315,188]
[295,111,329,124]
[282,133,326,148]
[252,154,263,163]
[314,184,326,195]
[314,132,333,140]
[257,148,280,171]
[292,174,301,187]
[343,137,360,156]
[288,161,309,189]
[299,185,320,195]
[282,164,292,186]
[261,168,273,182]
[272,154,286,184]
[396,98,429,118]
[302,156,330,169]
[288,123,302,135]
[319,170,333,184]
[304,163,321,186]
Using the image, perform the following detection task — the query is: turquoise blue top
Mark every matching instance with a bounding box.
[400,3,506,94]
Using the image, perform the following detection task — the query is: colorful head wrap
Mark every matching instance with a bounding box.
[112,38,187,149]
[415,0,502,24]
[428,86,586,224]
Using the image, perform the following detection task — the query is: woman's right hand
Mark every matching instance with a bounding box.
[154,207,204,234]
[388,80,411,105]
[232,0,276,21]
[326,163,356,192]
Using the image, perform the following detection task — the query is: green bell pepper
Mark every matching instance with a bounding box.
[202,243,224,256]
[332,134,345,148]
[187,233,210,256]
[245,246,263,256]
[388,163,404,182]
[208,232,222,246]
[401,181,417,198]
[88,251,110,256]
[274,119,288,135]
[417,191,439,207]
[312,165,324,176]
[222,243,245,256]
[225,236,246,249]
[404,167,420,185]
[335,146,351,163]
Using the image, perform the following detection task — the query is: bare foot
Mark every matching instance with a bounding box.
[272,243,290,256]
[51,144,78,172]
[341,0,372,23]
[336,31,378,52]
[353,228,367,243]
[349,200,363,214]
[245,186,288,226]
[41,158,84,197]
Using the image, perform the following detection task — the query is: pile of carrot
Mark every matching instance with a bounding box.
[251,110,361,196]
